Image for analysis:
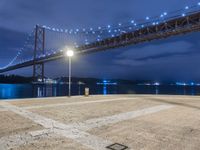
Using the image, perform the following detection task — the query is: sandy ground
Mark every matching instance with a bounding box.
[14,136,91,150]
[0,111,43,137]
[30,97,160,124]
[89,106,200,150]
[0,94,200,150]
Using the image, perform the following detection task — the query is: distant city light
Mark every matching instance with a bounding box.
[97,80,117,85]
[154,82,160,86]
[175,82,198,86]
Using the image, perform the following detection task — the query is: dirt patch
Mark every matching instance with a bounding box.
[14,136,91,150]
[89,106,200,150]
[0,111,43,137]
[8,95,121,107]
[30,98,160,124]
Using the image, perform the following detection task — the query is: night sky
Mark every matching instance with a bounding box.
[1,0,200,82]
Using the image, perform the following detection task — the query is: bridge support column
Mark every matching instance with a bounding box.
[33,25,45,82]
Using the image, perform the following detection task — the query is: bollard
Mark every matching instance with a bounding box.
[85,88,89,96]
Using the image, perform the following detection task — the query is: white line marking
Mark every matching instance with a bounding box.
[22,97,135,109]
[0,102,113,150]
[0,101,174,150]
[72,105,174,131]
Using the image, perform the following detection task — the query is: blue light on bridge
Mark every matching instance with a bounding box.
[3,2,200,70]
[185,6,189,10]
[146,16,150,20]
[163,12,167,16]
[182,13,186,17]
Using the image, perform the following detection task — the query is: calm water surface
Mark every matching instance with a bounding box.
[0,83,200,99]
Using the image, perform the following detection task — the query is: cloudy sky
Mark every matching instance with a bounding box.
[1,0,200,82]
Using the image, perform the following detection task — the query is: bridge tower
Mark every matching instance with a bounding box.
[33,25,45,82]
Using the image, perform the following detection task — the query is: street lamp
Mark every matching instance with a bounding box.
[65,49,74,97]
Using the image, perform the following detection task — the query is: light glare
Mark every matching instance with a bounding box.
[65,50,74,57]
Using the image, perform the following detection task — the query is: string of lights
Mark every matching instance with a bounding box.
[1,2,200,69]
[41,2,200,36]
[0,29,35,69]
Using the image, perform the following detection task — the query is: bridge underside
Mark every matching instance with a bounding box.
[1,11,200,73]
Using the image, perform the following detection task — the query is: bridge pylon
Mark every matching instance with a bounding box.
[33,25,45,82]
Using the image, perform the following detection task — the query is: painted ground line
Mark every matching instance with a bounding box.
[0,102,115,150]
[71,104,174,131]
[0,106,8,112]
[0,102,173,150]
[0,129,54,150]
[21,97,136,109]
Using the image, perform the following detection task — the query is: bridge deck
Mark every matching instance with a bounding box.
[1,11,200,73]
[0,95,200,150]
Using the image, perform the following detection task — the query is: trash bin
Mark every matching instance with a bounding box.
[85,88,89,96]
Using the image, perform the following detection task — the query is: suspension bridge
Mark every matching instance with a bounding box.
[1,3,200,82]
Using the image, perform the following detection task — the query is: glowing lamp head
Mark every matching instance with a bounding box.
[65,50,74,57]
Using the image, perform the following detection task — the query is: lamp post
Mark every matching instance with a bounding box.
[65,50,74,97]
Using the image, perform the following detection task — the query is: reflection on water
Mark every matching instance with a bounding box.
[0,84,32,99]
[103,85,107,95]
[155,86,159,95]
[1,83,200,99]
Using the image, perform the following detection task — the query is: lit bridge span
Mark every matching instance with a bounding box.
[1,5,200,81]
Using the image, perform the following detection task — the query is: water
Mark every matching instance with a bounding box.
[0,83,200,99]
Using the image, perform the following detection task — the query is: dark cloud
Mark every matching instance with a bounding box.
[0,27,26,67]
[1,0,200,82]
[114,41,194,65]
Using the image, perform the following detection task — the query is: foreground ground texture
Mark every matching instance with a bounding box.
[0,94,200,150]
